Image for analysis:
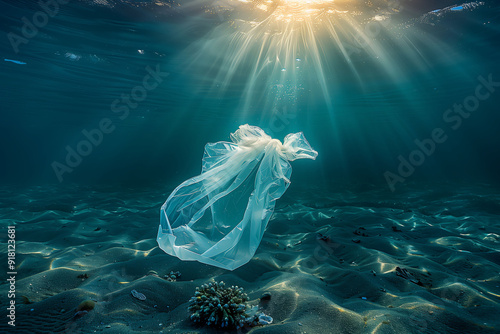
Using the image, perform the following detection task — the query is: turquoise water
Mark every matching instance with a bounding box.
[1,0,499,188]
[1,1,500,333]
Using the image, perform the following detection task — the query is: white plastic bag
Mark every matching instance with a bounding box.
[157,124,317,270]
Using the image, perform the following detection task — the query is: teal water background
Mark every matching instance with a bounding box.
[1,3,500,333]
[1,0,499,190]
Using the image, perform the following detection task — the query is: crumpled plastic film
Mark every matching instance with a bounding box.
[157,124,318,270]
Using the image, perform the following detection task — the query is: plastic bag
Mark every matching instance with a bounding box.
[157,124,318,270]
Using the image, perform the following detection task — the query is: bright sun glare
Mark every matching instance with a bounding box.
[240,0,359,23]
[181,0,434,117]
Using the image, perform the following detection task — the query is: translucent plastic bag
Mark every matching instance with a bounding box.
[157,124,317,270]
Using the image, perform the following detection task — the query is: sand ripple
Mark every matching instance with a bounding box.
[0,183,499,333]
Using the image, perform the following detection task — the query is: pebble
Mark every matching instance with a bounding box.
[260,292,272,301]
[131,289,146,301]
[258,313,273,325]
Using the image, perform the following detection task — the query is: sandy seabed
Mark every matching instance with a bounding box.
[1,182,499,334]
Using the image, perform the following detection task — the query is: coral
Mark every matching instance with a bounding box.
[77,273,89,280]
[188,281,249,329]
[146,270,181,282]
[164,270,181,282]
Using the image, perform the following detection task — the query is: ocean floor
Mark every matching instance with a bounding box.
[1,182,499,333]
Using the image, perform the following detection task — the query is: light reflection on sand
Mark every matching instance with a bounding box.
[1,182,499,333]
